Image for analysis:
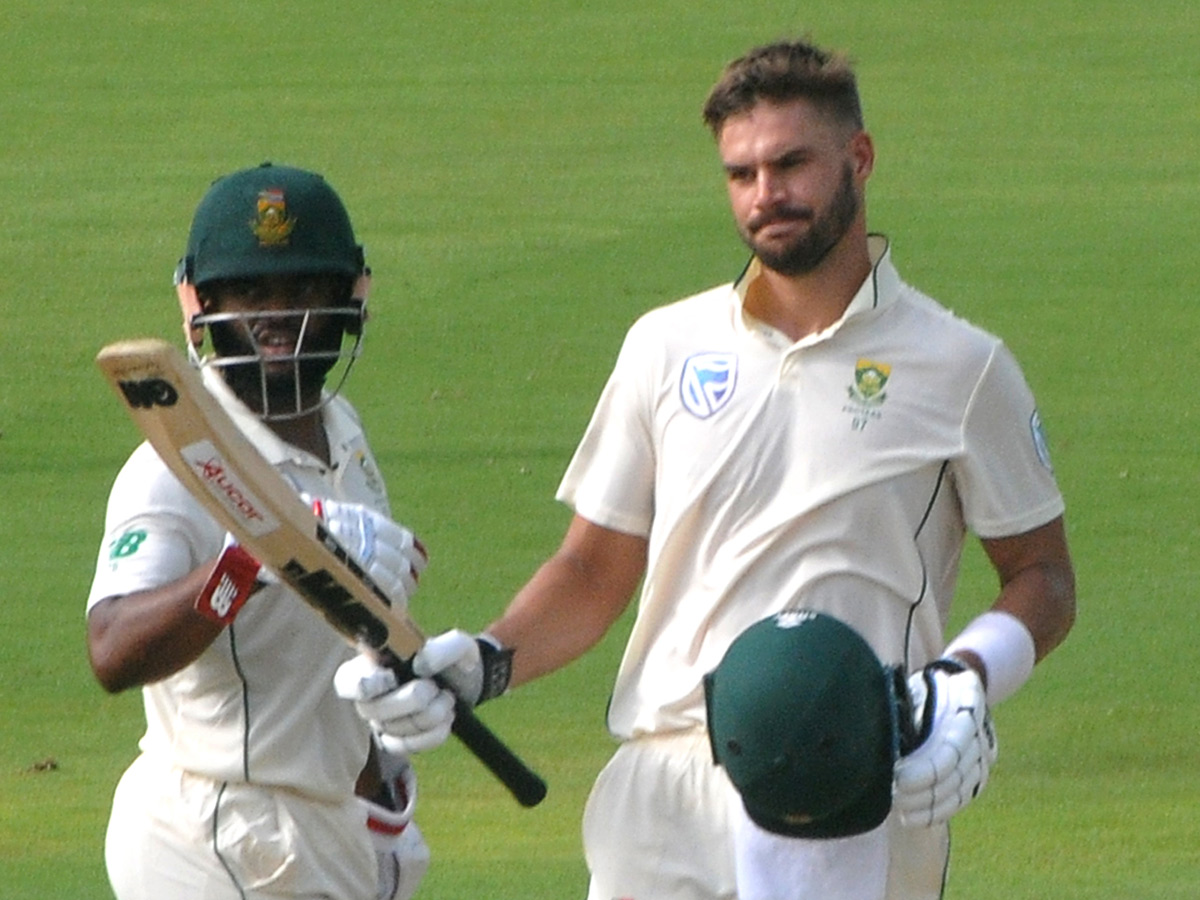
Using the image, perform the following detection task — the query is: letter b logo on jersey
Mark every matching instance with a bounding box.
[681,352,738,419]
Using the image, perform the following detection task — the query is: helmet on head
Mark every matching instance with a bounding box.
[704,610,906,839]
[174,163,370,420]
[179,162,365,287]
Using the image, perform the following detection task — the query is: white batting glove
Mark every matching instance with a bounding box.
[335,653,457,755]
[893,659,998,827]
[333,631,513,755]
[308,497,427,610]
[411,629,513,707]
[361,748,429,900]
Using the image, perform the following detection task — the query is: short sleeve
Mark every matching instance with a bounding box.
[955,343,1064,538]
[556,322,658,537]
[86,443,223,613]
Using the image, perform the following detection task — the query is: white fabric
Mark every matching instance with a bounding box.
[582,731,739,900]
[558,237,1064,741]
[105,754,376,900]
[733,805,888,900]
[581,732,949,900]
[945,610,1036,704]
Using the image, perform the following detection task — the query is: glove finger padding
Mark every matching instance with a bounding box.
[412,629,484,702]
[306,496,427,610]
[412,629,514,707]
[334,654,457,755]
[334,653,400,702]
[893,660,997,827]
[363,680,457,755]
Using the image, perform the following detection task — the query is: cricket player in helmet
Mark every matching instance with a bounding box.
[87,163,429,900]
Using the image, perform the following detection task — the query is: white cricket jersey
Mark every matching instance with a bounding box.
[558,236,1064,740]
[88,368,392,802]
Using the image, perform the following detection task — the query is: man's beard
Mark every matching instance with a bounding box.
[209,318,340,417]
[741,163,859,276]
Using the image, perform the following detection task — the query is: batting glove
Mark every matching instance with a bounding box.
[333,631,513,755]
[308,497,428,610]
[194,533,277,625]
[893,659,998,827]
[361,748,429,900]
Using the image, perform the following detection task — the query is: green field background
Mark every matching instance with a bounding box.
[1,0,1196,896]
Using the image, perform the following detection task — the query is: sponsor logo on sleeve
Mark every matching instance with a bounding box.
[1030,409,1053,471]
[107,529,148,569]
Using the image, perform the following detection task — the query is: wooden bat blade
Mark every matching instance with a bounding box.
[96,337,546,807]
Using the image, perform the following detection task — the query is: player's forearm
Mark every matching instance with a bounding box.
[489,518,647,688]
[990,556,1076,662]
[86,564,225,692]
[982,517,1076,663]
[489,563,622,686]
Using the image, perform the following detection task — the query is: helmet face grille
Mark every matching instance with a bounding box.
[191,306,365,420]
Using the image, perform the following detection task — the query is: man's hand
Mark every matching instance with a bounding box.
[309,498,427,609]
[333,631,513,755]
[893,659,998,827]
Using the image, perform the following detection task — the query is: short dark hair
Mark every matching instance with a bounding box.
[702,39,863,137]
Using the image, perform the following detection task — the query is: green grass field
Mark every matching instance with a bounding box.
[1,0,1196,896]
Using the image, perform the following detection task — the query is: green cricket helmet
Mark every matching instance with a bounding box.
[704,610,906,839]
[179,162,365,286]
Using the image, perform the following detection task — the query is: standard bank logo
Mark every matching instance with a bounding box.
[680,352,738,419]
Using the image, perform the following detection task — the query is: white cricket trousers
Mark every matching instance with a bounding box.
[105,753,376,900]
[582,730,950,900]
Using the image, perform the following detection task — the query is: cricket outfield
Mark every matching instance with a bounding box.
[0,1,1195,896]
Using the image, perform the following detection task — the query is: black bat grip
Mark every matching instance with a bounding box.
[380,649,547,807]
[451,699,548,807]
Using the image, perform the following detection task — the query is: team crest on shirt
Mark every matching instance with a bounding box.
[843,358,891,431]
[680,352,738,419]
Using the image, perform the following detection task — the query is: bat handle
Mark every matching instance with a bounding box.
[451,700,548,807]
[379,650,547,806]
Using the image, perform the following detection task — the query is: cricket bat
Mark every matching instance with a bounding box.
[96,337,547,808]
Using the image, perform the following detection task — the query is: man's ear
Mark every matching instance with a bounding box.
[850,130,875,182]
